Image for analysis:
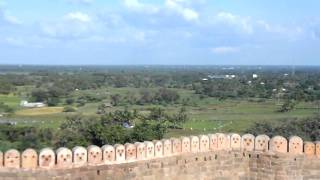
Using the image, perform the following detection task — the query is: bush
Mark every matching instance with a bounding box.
[65,98,75,105]
[0,102,14,113]
[63,106,77,112]
[246,116,320,141]
[47,97,60,106]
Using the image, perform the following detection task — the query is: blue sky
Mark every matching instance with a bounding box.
[0,0,320,65]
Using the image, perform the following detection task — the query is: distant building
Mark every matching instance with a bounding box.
[103,102,112,108]
[253,74,258,79]
[208,74,236,80]
[20,101,46,108]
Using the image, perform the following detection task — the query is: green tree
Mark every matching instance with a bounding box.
[110,94,121,106]
[169,107,188,129]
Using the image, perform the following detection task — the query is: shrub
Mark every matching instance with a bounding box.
[63,106,77,112]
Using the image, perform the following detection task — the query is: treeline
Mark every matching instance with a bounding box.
[109,88,180,107]
[246,116,320,141]
[1,66,320,104]
[0,108,188,151]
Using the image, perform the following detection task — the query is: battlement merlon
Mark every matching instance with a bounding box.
[0,133,319,170]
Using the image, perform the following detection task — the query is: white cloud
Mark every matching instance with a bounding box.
[5,37,26,47]
[66,0,94,5]
[64,12,91,23]
[41,12,94,40]
[215,12,253,34]
[211,46,239,54]
[123,0,159,14]
[0,8,22,25]
[165,0,199,22]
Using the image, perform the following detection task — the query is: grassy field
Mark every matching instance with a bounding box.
[15,107,64,116]
[1,87,319,137]
[0,94,20,108]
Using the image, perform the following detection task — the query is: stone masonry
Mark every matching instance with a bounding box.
[0,133,320,180]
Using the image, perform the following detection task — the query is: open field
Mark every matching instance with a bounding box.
[15,107,64,116]
[1,87,319,137]
[0,95,20,108]
[167,100,319,137]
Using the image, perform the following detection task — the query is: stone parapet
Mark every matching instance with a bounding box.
[0,133,319,179]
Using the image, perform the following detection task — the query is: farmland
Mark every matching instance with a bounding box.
[1,65,320,151]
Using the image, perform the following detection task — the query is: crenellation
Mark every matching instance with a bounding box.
[181,136,191,153]
[39,148,55,168]
[255,135,270,152]
[241,134,255,151]
[171,138,182,155]
[153,140,163,158]
[0,133,320,180]
[56,147,72,168]
[87,145,102,165]
[270,136,288,153]
[208,134,218,151]
[115,144,126,163]
[4,149,20,169]
[144,141,155,159]
[190,136,199,153]
[216,133,228,150]
[162,139,172,157]
[289,136,303,155]
[72,146,87,166]
[21,149,38,169]
[315,141,320,158]
[230,133,241,150]
[135,142,146,160]
[125,143,137,162]
[199,135,210,152]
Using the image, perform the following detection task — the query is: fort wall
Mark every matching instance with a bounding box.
[0,133,320,180]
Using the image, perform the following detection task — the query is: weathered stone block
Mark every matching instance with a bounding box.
[125,143,137,162]
[21,149,38,169]
[270,136,288,153]
[199,135,210,152]
[153,140,163,158]
[241,134,255,152]
[39,148,55,168]
[103,151,117,168]
[87,145,102,165]
[4,149,20,169]
[72,146,87,166]
[289,136,303,155]
[181,137,191,153]
[255,135,270,152]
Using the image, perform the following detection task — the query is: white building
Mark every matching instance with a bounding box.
[20,101,46,108]
[253,74,258,79]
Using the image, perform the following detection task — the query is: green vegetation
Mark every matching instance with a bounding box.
[246,116,320,141]
[0,65,320,151]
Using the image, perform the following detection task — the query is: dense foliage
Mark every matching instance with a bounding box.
[0,107,187,151]
[246,116,320,141]
[1,66,320,103]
